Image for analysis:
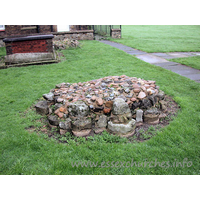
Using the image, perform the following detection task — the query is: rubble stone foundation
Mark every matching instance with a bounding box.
[35,75,168,137]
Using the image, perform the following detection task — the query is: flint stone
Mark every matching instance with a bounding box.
[35,101,49,115]
[145,107,159,115]
[141,98,152,109]
[132,101,141,110]
[93,106,104,112]
[72,117,92,131]
[130,97,137,102]
[103,108,111,114]
[43,92,54,101]
[86,94,92,98]
[118,94,127,102]
[114,80,122,83]
[72,129,91,137]
[59,118,72,130]
[147,88,155,95]
[68,101,89,117]
[105,101,113,108]
[93,128,106,134]
[138,91,146,99]
[133,88,140,93]
[112,98,130,115]
[48,115,59,126]
[159,113,167,119]
[136,109,143,122]
[54,103,62,110]
[56,83,66,88]
[60,129,68,135]
[91,96,96,101]
[96,98,104,106]
[56,98,64,103]
[144,108,160,124]
[114,113,132,124]
[89,105,94,109]
[159,100,167,110]
[147,95,156,106]
[103,79,112,84]
[124,88,130,93]
[101,83,107,87]
[96,115,108,128]
[108,119,136,135]
[156,90,165,100]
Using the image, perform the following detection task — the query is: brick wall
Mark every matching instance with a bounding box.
[11,40,48,54]
[38,25,52,33]
[4,35,54,55]
[2,25,37,37]
[53,30,94,40]
[0,26,93,47]
[0,25,54,38]
[70,25,90,31]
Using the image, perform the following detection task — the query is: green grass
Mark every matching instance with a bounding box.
[0,40,200,175]
[0,47,6,57]
[169,56,200,70]
[111,25,200,53]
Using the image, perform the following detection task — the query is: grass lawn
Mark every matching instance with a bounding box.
[0,40,200,175]
[169,56,200,70]
[0,47,6,57]
[111,25,200,53]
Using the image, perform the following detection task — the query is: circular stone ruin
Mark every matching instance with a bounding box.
[35,75,169,138]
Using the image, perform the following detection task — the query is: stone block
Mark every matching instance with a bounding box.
[136,109,143,122]
[68,101,89,117]
[43,92,54,101]
[4,52,55,64]
[59,118,72,130]
[111,29,121,39]
[108,119,136,136]
[112,98,131,115]
[72,129,91,137]
[144,108,160,125]
[35,101,49,115]
[72,117,92,131]
[96,115,108,128]
[48,115,59,126]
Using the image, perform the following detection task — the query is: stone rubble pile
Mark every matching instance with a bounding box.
[35,75,167,137]
[53,39,81,50]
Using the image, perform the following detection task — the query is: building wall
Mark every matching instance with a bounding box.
[0,25,89,38]
[0,25,93,47]
[0,25,55,38]
[53,30,94,40]
[70,25,90,31]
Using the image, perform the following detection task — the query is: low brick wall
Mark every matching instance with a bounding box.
[3,35,54,55]
[52,30,94,41]
[0,30,94,47]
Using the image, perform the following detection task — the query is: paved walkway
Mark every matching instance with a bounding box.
[100,40,200,83]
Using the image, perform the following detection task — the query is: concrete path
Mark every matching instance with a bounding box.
[100,40,200,83]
